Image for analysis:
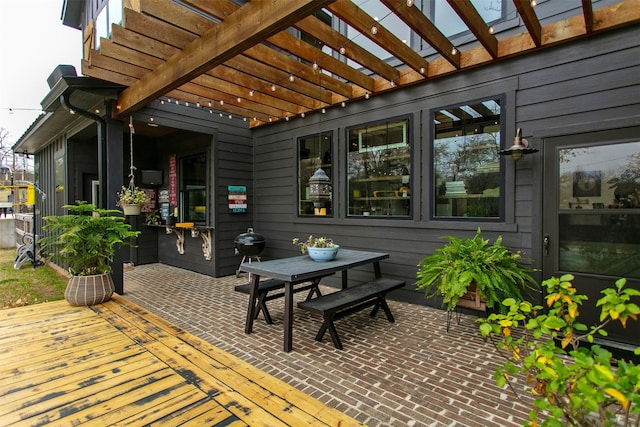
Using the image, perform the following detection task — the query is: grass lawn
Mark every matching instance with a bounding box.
[0,248,68,309]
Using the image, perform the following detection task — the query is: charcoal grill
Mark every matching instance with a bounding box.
[234,228,266,277]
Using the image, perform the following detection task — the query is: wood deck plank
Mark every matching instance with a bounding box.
[0,296,363,427]
[98,297,364,426]
[105,296,364,426]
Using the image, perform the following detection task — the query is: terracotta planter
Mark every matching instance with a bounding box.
[65,273,115,306]
[122,204,141,215]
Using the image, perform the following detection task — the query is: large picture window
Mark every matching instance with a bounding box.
[433,98,503,219]
[347,118,411,217]
[298,132,333,216]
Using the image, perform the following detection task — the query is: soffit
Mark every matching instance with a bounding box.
[80,0,640,128]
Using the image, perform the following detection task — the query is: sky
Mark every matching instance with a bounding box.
[0,0,82,150]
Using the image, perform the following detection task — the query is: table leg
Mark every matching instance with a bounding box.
[284,281,293,352]
[245,273,261,334]
[373,261,382,278]
[341,270,348,290]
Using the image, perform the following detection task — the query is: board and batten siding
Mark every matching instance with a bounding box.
[250,25,640,307]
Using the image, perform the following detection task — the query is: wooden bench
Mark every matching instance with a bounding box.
[234,275,332,324]
[297,278,405,350]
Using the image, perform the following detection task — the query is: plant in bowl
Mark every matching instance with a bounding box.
[40,201,140,306]
[292,235,339,261]
[117,185,150,215]
[416,228,536,313]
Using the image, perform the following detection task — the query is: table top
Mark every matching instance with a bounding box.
[239,248,389,282]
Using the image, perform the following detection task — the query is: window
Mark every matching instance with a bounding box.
[431,0,505,37]
[433,98,503,219]
[298,132,333,216]
[180,153,207,224]
[94,0,123,49]
[347,118,411,217]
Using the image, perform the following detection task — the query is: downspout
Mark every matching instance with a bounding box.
[59,92,107,208]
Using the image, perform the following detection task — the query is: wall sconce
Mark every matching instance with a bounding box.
[498,128,538,161]
[308,167,331,215]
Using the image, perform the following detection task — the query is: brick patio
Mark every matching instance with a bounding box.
[123,263,533,427]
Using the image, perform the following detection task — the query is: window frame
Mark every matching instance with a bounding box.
[346,115,413,219]
[430,95,506,222]
[296,130,334,218]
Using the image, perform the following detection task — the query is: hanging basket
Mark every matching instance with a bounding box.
[122,204,141,216]
[65,273,115,306]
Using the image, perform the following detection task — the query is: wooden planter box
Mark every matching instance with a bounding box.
[456,283,487,312]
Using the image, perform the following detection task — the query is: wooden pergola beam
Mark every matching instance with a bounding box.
[116,0,334,115]
[514,0,542,47]
[447,0,498,58]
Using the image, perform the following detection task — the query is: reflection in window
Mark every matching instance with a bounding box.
[557,141,640,279]
[180,153,207,224]
[347,119,411,217]
[298,132,332,216]
[433,98,502,219]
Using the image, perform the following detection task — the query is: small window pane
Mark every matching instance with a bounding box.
[298,132,333,216]
[433,99,502,219]
[433,0,504,37]
[347,119,411,217]
[180,153,207,224]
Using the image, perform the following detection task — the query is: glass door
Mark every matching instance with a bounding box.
[542,127,640,350]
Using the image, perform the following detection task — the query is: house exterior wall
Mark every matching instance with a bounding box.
[250,26,640,306]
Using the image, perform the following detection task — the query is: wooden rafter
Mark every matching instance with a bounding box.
[446,0,498,58]
[514,0,542,47]
[380,0,460,69]
[116,0,334,115]
[582,0,594,33]
[77,0,640,127]
[326,0,429,78]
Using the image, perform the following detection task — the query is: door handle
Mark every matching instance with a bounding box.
[543,234,550,255]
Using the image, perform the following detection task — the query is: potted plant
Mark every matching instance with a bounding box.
[117,185,150,215]
[415,228,536,313]
[40,201,140,306]
[292,235,339,261]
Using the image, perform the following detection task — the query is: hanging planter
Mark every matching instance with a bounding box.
[121,203,142,216]
[117,186,149,215]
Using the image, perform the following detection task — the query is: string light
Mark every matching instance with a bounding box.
[271,83,276,92]
[489,26,495,34]
[451,46,458,55]
[220,100,224,106]
[301,112,305,118]
[371,24,378,35]
[312,62,319,70]
[237,97,241,103]
[365,92,370,99]
[289,74,295,82]
[196,101,200,107]
[341,101,346,107]
[530,0,537,6]
[406,0,413,6]
[208,101,212,107]
[249,90,255,96]
[339,46,346,55]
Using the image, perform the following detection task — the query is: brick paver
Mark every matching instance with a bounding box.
[124,263,532,427]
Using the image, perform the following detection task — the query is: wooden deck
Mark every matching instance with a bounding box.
[0,296,363,426]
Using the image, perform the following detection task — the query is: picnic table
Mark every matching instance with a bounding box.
[240,249,390,352]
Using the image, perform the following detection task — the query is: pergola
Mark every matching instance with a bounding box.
[78,0,639,127]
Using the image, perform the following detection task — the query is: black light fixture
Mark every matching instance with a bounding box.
[498,128,538,161]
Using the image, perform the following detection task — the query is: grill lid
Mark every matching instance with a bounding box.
[234,228,265,245]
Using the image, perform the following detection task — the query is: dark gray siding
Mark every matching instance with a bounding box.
[132,101,254,277]
[251,26,640,307]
